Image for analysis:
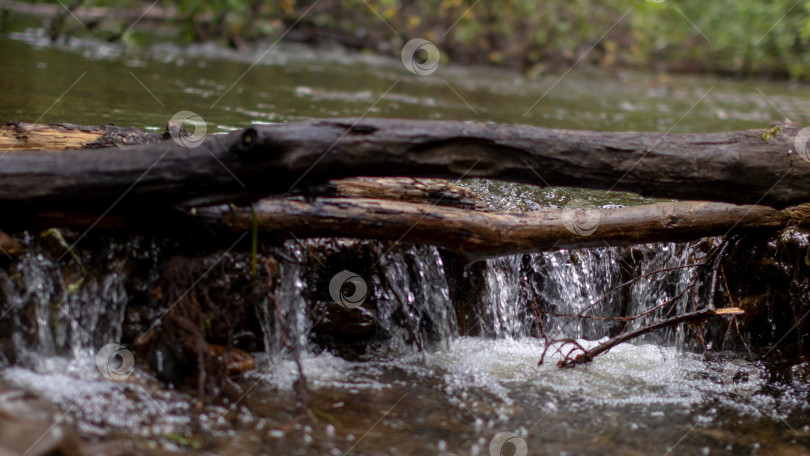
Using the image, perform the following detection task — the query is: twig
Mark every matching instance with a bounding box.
[538,338,589,366]
[719,264,754,357]
[556,307,744,368]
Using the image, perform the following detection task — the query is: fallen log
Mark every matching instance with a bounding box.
[0,121,482,211]
[1,118,809,212]
[0,174,483,233]
[203,198,810,260]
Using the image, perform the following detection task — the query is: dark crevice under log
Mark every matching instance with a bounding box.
[201,198,810,260]
[1,118,809,212]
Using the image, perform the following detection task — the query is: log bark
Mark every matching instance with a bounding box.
[313,177,486,211]
[1,123,481,209]
[203,198,810,260]
[0,122,162,151]
[0,118,808,212]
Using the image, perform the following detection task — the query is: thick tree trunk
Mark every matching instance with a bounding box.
[0,118,807,212]
[202,198,810,260]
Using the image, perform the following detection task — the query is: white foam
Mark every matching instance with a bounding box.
[2,353,192,436]
[250,351,390,392]
[252,337,808,421]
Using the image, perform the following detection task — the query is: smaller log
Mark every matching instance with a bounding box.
[206,198,810,260]
[556,307,744,368]
[317,177,486,210]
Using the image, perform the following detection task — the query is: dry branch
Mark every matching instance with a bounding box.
[554,307,744,368]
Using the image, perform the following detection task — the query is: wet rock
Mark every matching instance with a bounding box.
[0,387,79,456]
[127,251,270,396]
[789,359,810,383]
[209,344,255,375]
[311,302,376,337]
[0,230,21,257]
[713,228,810,361]
[735,292,770,326]
[441,250,489,336]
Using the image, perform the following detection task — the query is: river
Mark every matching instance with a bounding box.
[1,11,809,456]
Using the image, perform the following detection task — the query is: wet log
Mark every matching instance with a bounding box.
[313,177,486,210]
[1,118,809,212]
[0,122,481,210]
[204,198,810,260]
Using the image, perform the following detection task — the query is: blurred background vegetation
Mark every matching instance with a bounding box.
[10,0,810,80]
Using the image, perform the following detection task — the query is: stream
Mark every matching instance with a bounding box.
[2,11,810,456]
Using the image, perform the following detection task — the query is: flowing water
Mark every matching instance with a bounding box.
[1,10,810,456]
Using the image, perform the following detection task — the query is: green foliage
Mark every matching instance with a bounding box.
[631,0,810,79]
[761,125,783,141]
[27,0,810,79]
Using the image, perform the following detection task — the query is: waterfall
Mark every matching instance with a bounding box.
[0,234,132,364]
[0,232,713,366]
[481,248,623,340]
[257,240,310,363]
[480,241,709,345]
[371,244,457,353]
[256,241,458,360]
